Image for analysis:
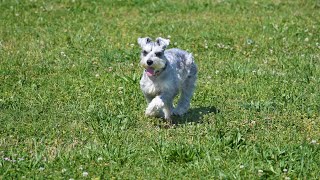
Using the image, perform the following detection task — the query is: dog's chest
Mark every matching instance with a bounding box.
[140,76,174,96]
[140,80,161,96]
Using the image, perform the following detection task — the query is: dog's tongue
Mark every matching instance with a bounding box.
[146,67,155,76]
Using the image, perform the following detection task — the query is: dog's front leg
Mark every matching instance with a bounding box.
[159,94,174,122]
[163,106,172,121]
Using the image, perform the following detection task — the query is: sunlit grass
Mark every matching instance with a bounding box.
[1,0,319,179]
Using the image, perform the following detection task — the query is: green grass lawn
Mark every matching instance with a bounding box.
[1,0,320,179]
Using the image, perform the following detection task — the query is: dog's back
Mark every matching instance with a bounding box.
[165,48,197,83]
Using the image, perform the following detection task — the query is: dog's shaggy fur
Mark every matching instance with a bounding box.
[138,37,197,121]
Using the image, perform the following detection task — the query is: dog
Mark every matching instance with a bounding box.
[138,37,197,122]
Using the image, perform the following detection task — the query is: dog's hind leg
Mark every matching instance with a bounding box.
[173,67,197,116]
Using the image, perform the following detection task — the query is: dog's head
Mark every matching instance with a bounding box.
[137,37,170,77]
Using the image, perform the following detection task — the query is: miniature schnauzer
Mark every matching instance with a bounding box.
[138,37,197,122]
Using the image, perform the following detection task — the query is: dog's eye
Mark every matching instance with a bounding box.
[155,52,162,57]
[142,50,148,56]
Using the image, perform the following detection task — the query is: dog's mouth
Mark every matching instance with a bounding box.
[145,67,155,76]
[144,62,167,77]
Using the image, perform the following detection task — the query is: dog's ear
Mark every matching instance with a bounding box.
[155,37,170,49]
[137,37,152,48]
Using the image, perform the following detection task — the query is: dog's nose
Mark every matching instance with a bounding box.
[147,60,153,66]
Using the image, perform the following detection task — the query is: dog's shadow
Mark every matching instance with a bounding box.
[172,106,219,125]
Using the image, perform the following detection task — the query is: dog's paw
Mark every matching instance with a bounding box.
[145,96,164,117]
[145,107,158,117]
[172,108,187,116]
[152,96,164,108]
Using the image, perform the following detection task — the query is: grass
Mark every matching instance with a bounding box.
[0,0,320,179]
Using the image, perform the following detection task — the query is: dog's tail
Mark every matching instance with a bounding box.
[186,53,197,76]
[186,53,195,66]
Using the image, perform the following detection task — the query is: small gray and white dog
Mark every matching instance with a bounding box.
[138,37,197,122]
